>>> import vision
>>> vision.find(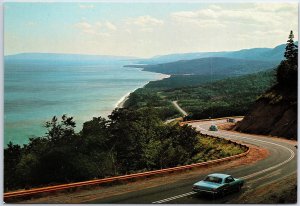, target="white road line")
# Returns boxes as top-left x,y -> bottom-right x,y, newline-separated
247,169 -> 282,185
152,127 -> 295,204
153,192 -> 196,204
200,130 -> 295,180
219,131 -> 295,179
